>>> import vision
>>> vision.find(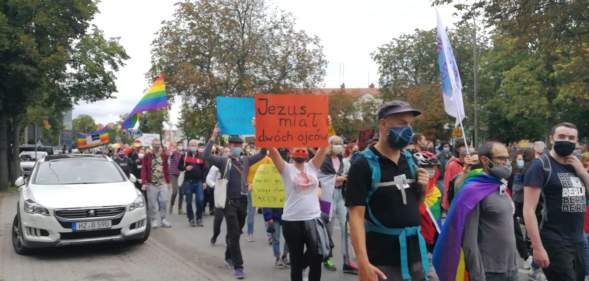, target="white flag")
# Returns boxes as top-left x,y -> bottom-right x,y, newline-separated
436,11 -> 465,123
